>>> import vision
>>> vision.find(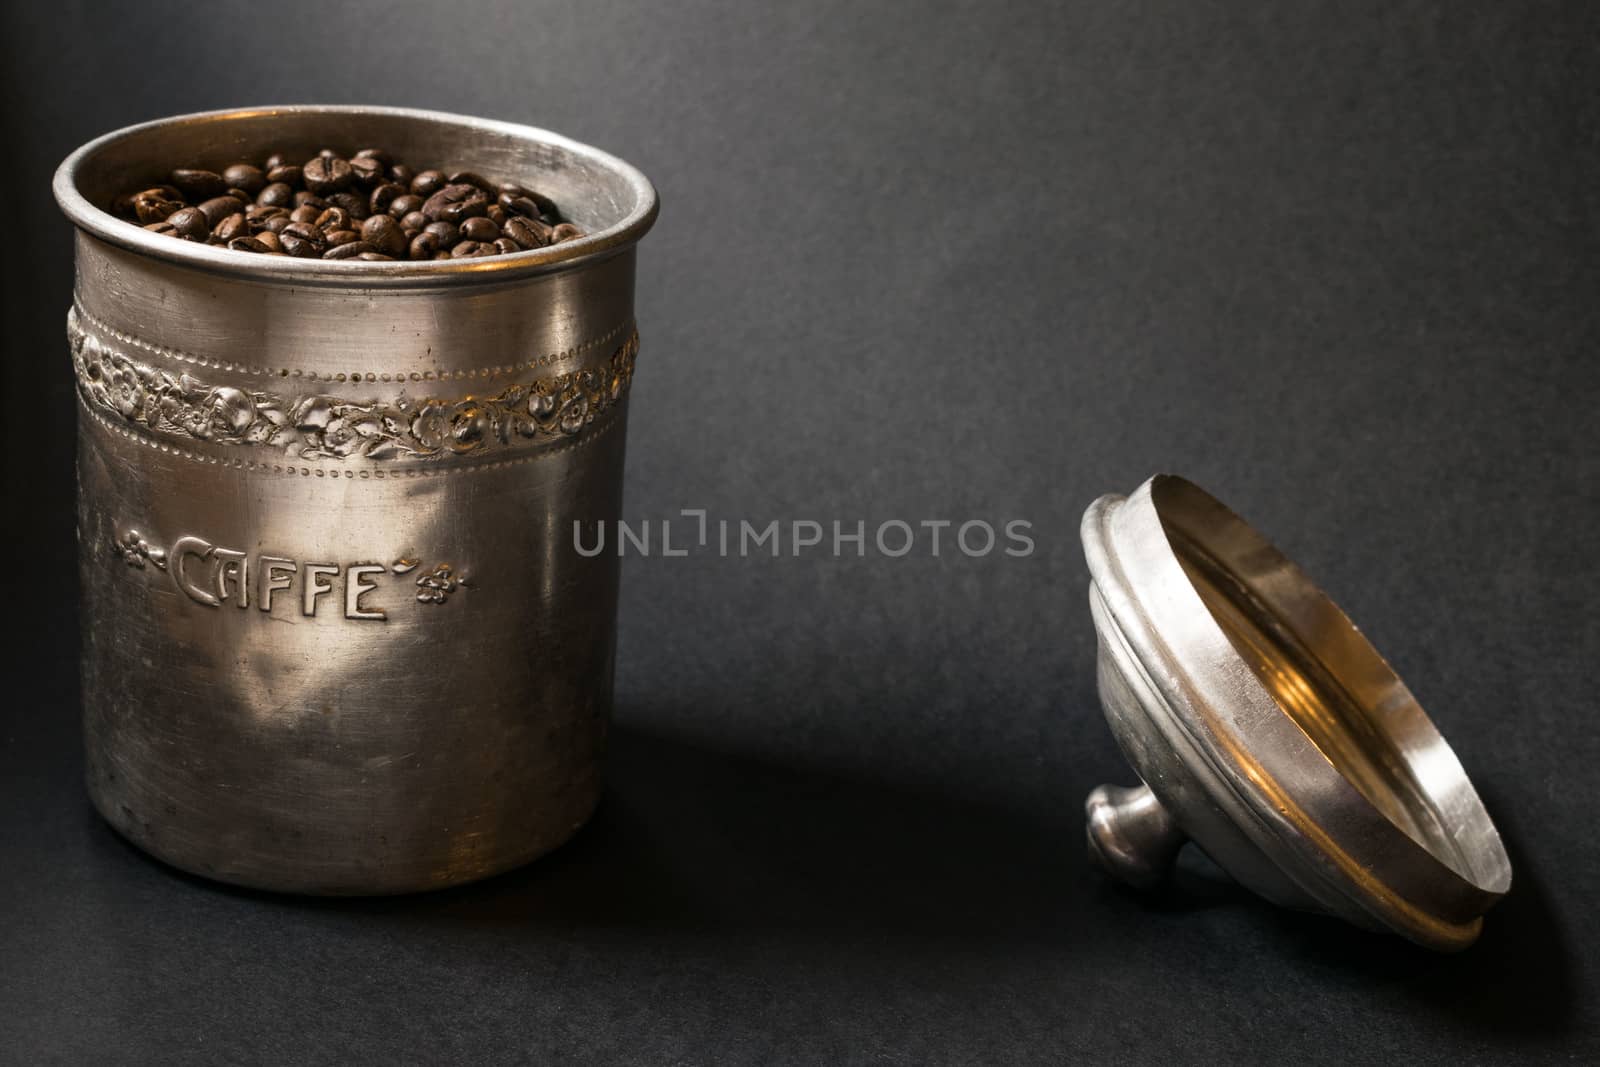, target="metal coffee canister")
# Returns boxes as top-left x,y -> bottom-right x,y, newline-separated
53,106 -> 658,894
